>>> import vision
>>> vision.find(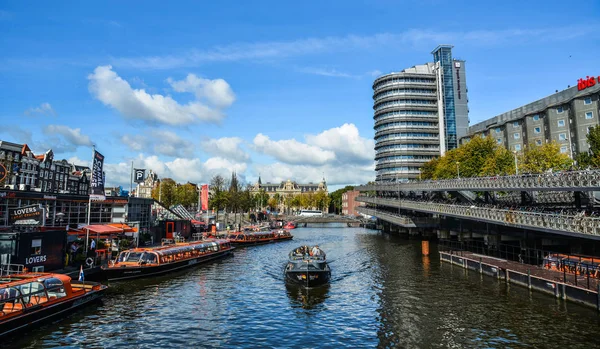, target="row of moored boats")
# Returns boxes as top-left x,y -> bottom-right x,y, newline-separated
0,222 -> 330,338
